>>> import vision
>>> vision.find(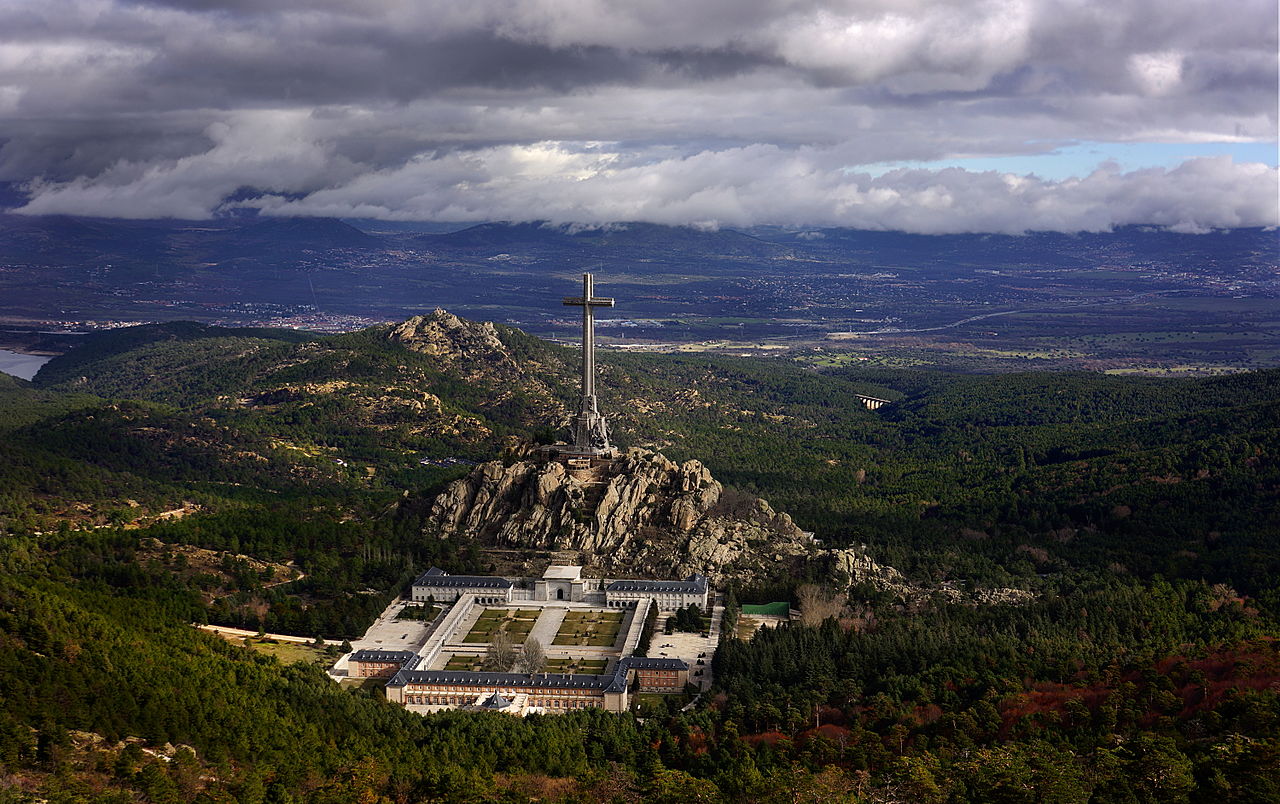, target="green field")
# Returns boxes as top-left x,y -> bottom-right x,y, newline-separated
544,658 -> 609,675
740,602 -> 790,616
443,655 -> 484,671
462,608 -> 540,644
553,610 -> 623,647
238,637 -> 336,666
